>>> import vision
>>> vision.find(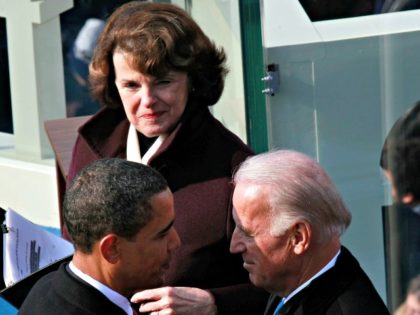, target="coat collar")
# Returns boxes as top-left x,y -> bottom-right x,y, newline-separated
78,104 -> 213,162
264,247 -> 360,315
78,106 -> 129,158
